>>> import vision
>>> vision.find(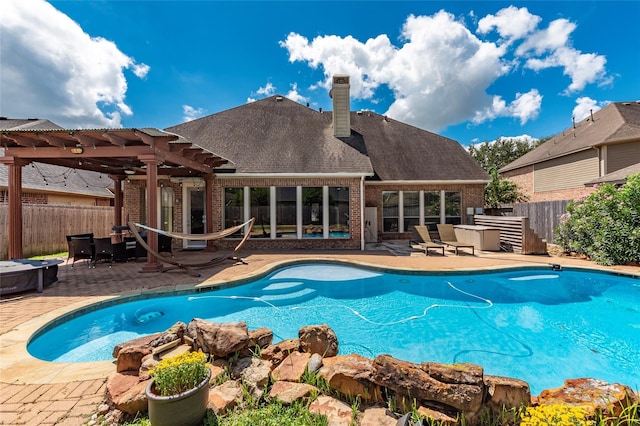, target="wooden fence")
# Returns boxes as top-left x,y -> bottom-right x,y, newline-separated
510,200 -> 571,245
0,204 -> 113,259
